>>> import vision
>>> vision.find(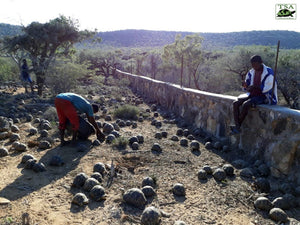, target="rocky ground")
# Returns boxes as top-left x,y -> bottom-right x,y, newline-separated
0,80 -> 299,225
